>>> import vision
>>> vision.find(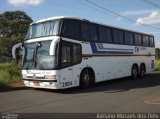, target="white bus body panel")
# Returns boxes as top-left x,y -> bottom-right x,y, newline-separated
21,37 -> 155,89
